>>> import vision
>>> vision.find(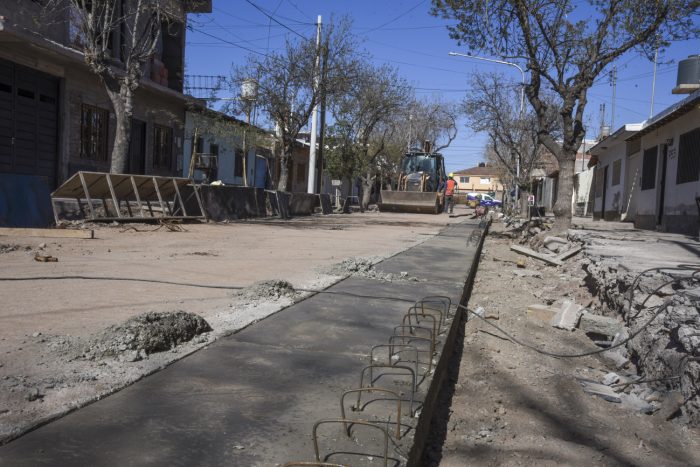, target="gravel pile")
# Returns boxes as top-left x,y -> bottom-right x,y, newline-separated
85,311 -> 212,362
